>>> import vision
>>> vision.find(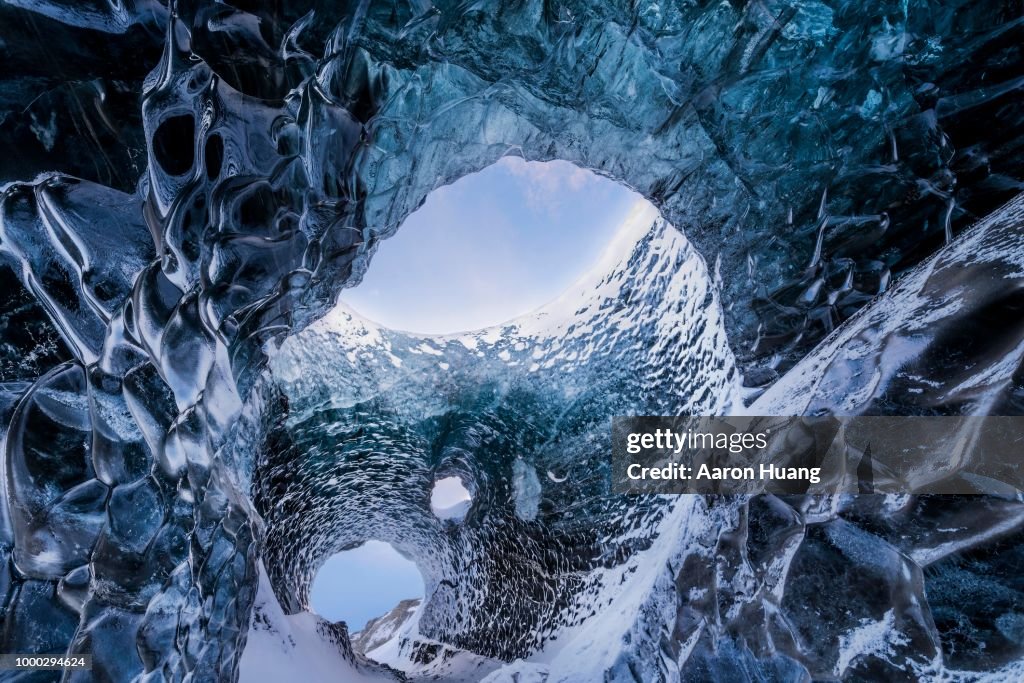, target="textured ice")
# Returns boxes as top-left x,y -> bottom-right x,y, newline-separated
258,208 -> 738,665
0,1 -> 1022,682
